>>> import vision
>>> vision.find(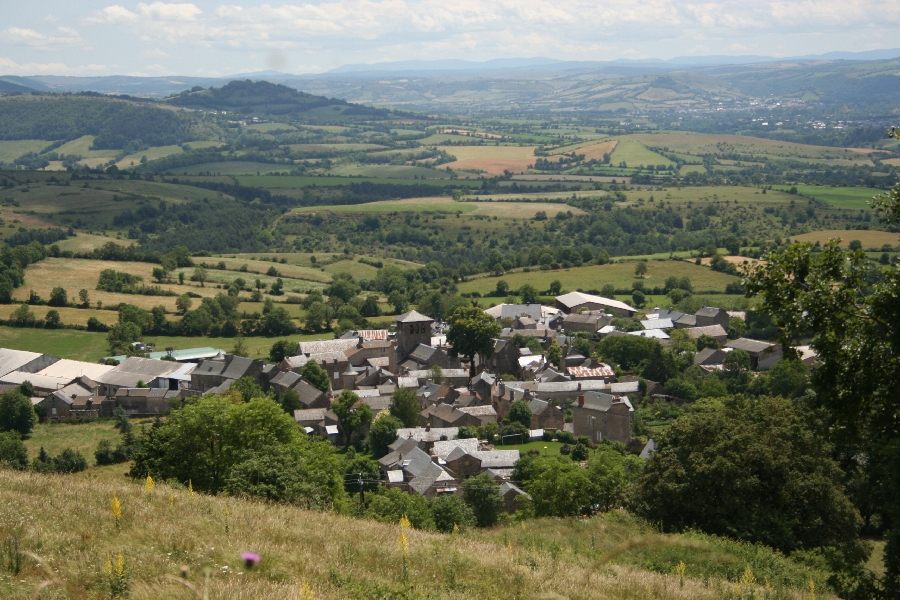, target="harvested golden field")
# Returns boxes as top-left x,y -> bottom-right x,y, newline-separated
446,158 -> 536,175
790,229 -> 900,248
445,146 -> 537,160
0,304 -> 120,327
573,140 -> 618,160
0,469 -> 830,599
